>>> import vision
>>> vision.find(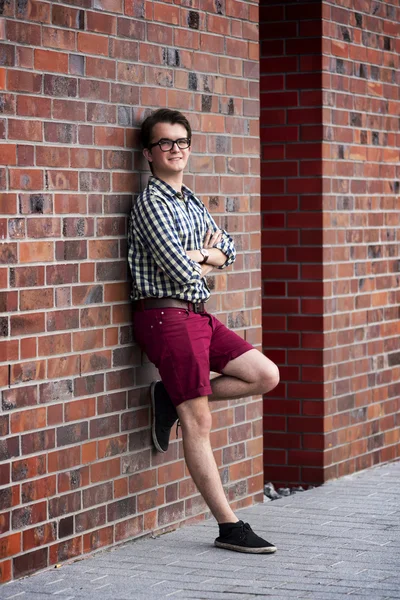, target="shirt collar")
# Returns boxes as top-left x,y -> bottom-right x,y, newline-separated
149,176 -> 195,202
